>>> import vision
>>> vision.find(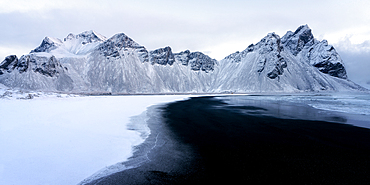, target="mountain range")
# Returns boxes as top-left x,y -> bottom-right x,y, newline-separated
0,25 -> 365,94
